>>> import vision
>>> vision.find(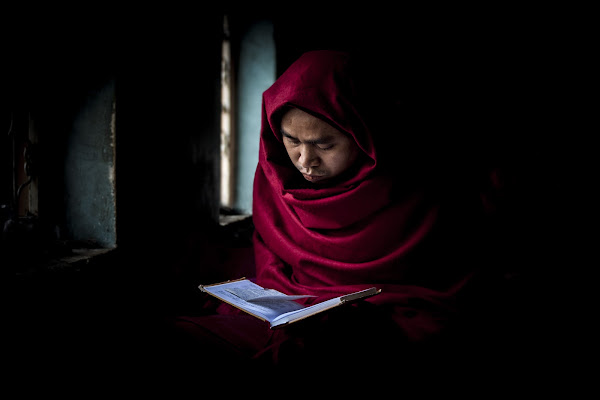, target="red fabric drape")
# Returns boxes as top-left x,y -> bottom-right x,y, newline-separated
252,50 -> 497,341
